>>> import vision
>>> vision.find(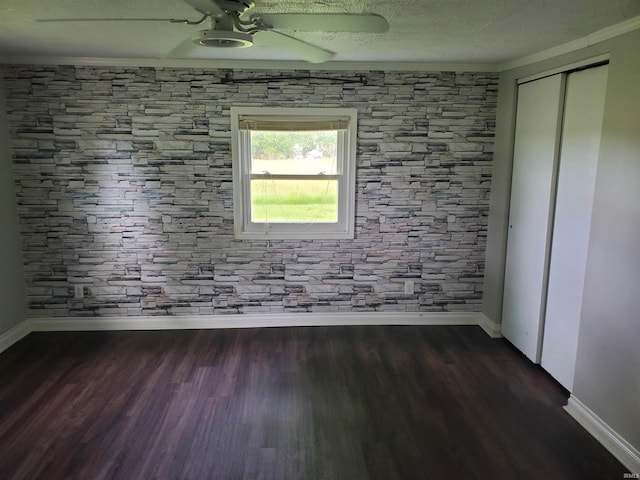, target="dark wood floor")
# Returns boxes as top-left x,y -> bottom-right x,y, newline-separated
0,325 -> 627,480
